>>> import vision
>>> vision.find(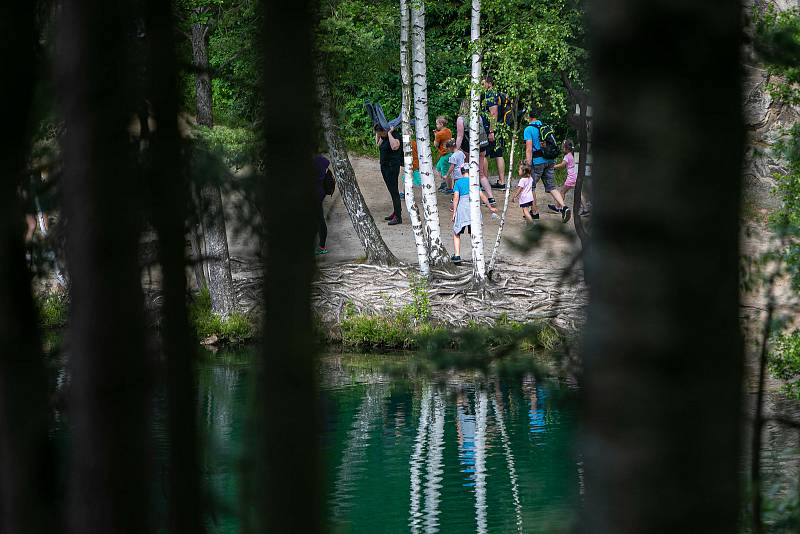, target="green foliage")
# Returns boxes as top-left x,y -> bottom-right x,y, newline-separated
768,330 -> 800,399
190,288 -> 255,344
193,124 -> 259,169
36,292 -> 68,329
